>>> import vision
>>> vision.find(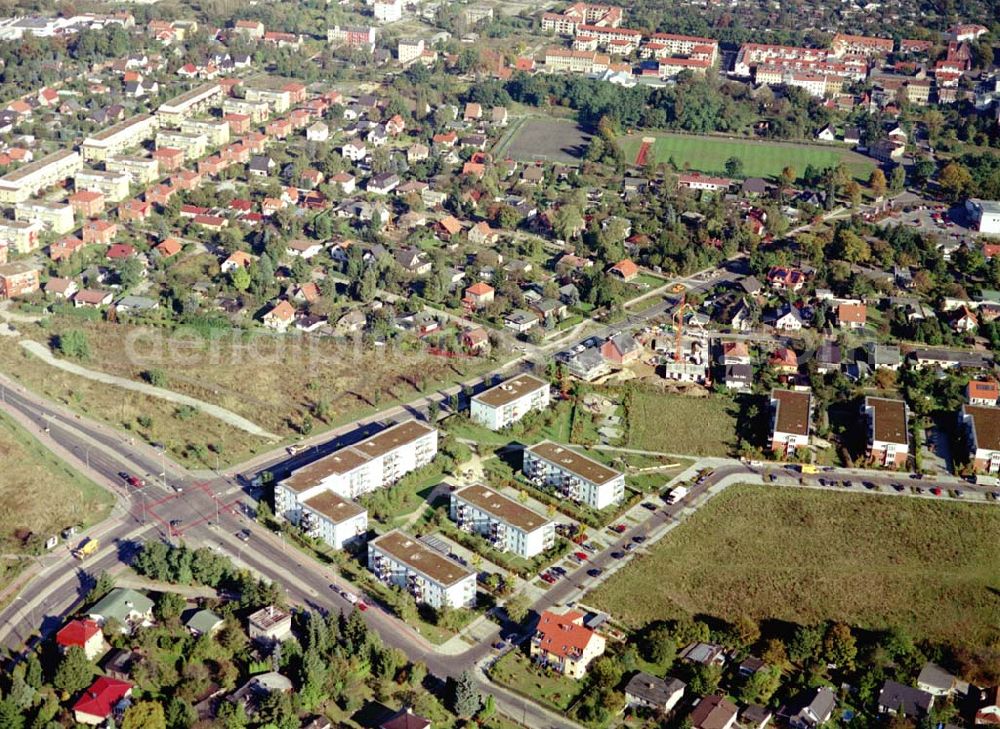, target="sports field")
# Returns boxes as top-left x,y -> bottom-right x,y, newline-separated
621,132 -> 875,181
588,485 -> 1000,643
